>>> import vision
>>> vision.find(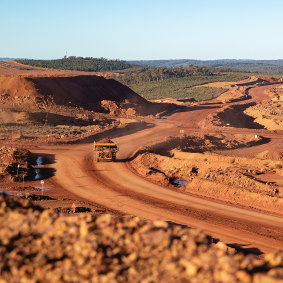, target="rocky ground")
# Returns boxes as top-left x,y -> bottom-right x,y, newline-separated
0,146 -> 36,182
130,134 -> 283,214
0,194 -> 283,283
244,86 -> 283,131
0,106 -> 146,147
